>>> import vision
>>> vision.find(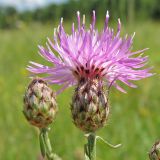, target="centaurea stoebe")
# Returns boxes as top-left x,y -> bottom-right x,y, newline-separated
27,11 -> 153,160
28,10 -> 152,131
